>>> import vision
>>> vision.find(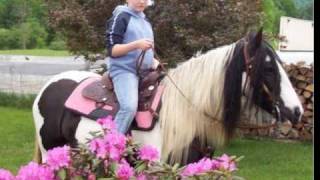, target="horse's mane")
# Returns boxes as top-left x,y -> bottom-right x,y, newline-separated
159,43 -> 239,163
